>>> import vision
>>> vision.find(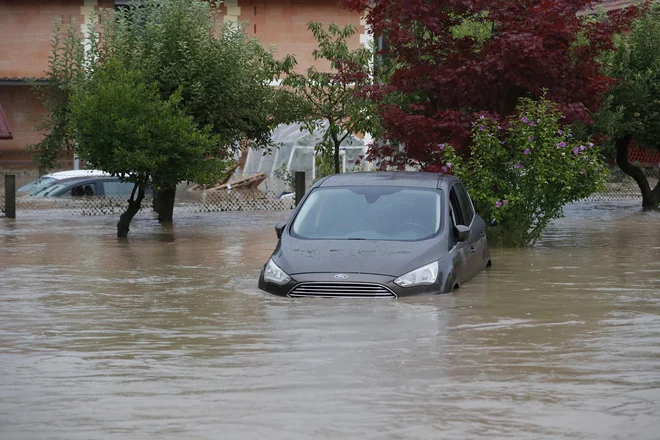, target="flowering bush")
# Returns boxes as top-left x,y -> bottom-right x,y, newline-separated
443,98 -> 608,247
